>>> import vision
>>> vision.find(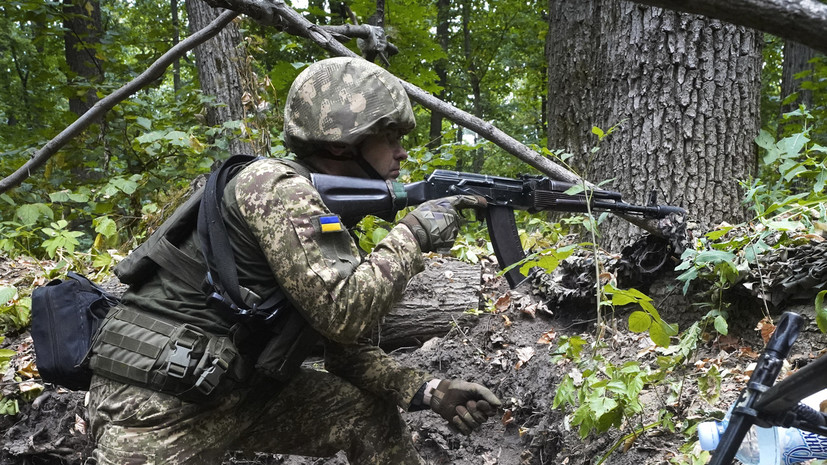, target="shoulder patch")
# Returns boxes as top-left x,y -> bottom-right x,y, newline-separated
317,214 -> 344,233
